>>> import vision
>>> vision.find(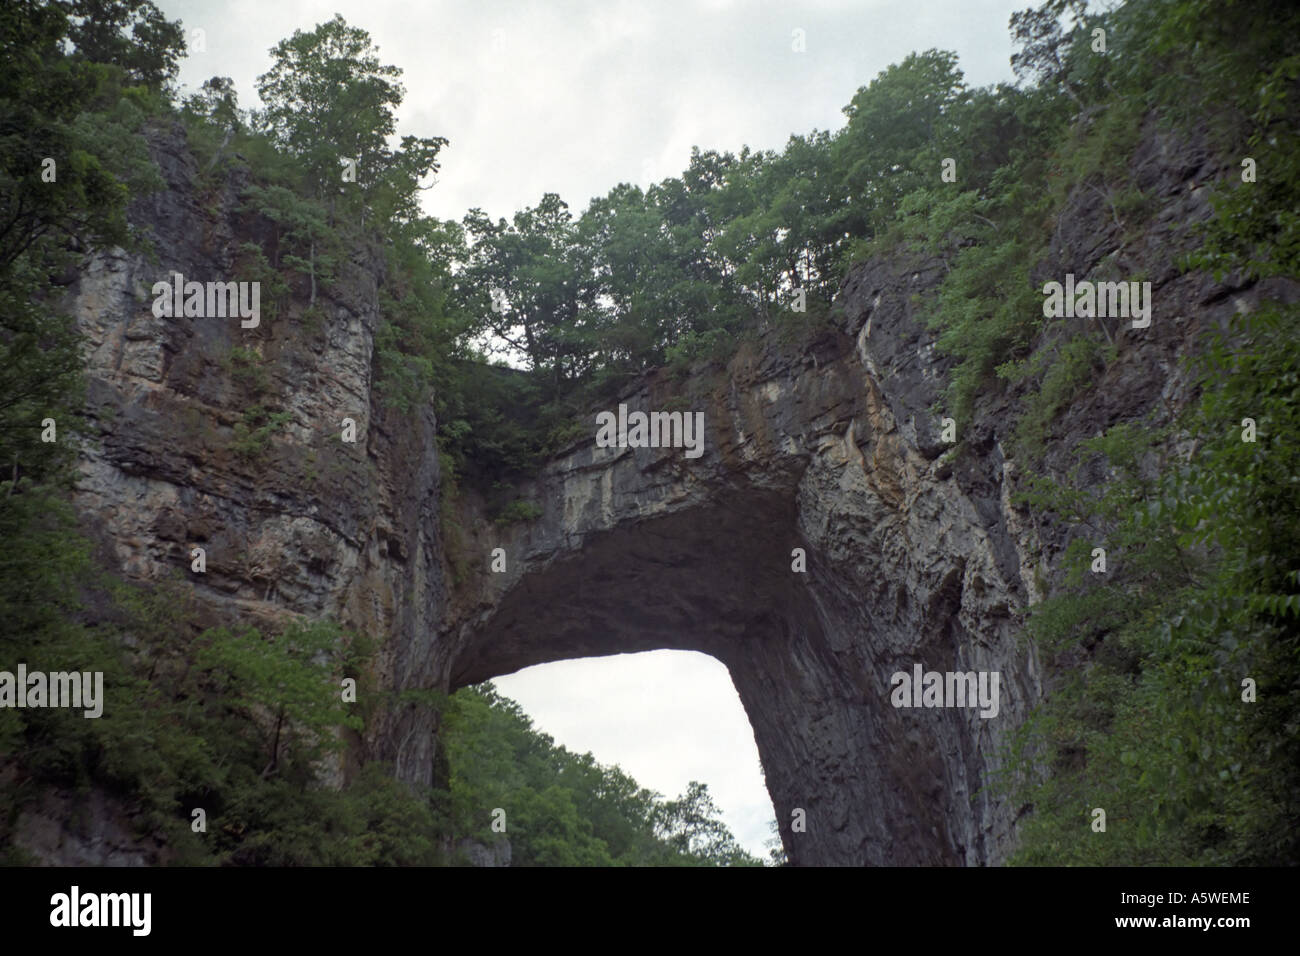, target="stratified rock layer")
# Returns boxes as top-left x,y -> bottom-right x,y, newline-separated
32,116 -> 1291,865
65,125 -> 448,792
444,285 -> 1039,865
